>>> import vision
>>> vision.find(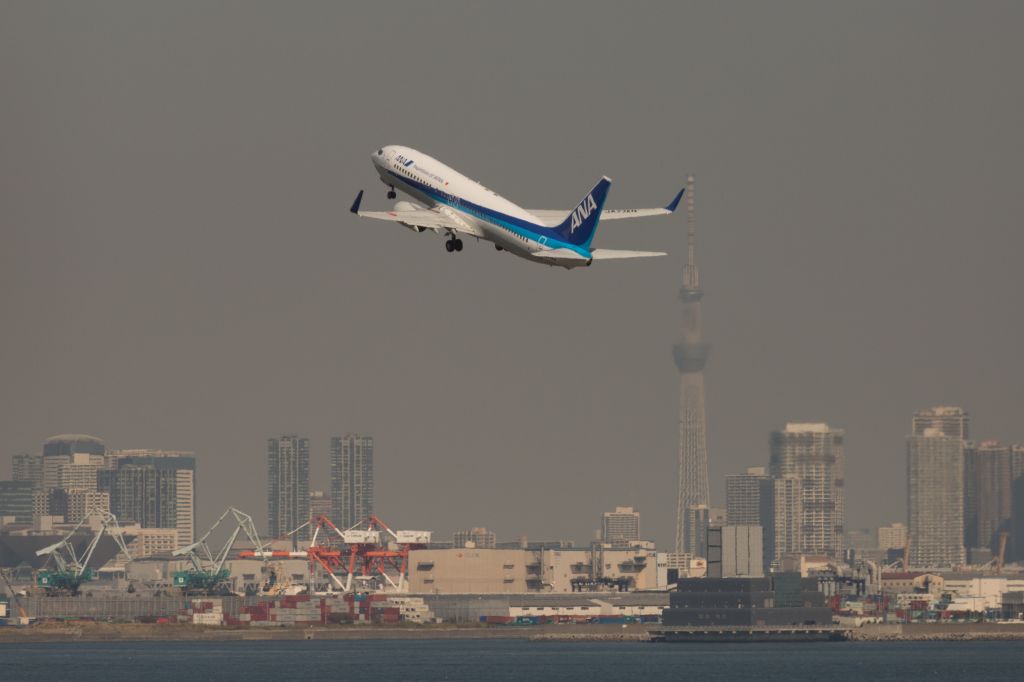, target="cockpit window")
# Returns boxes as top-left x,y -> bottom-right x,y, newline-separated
377,148 -> 384,156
